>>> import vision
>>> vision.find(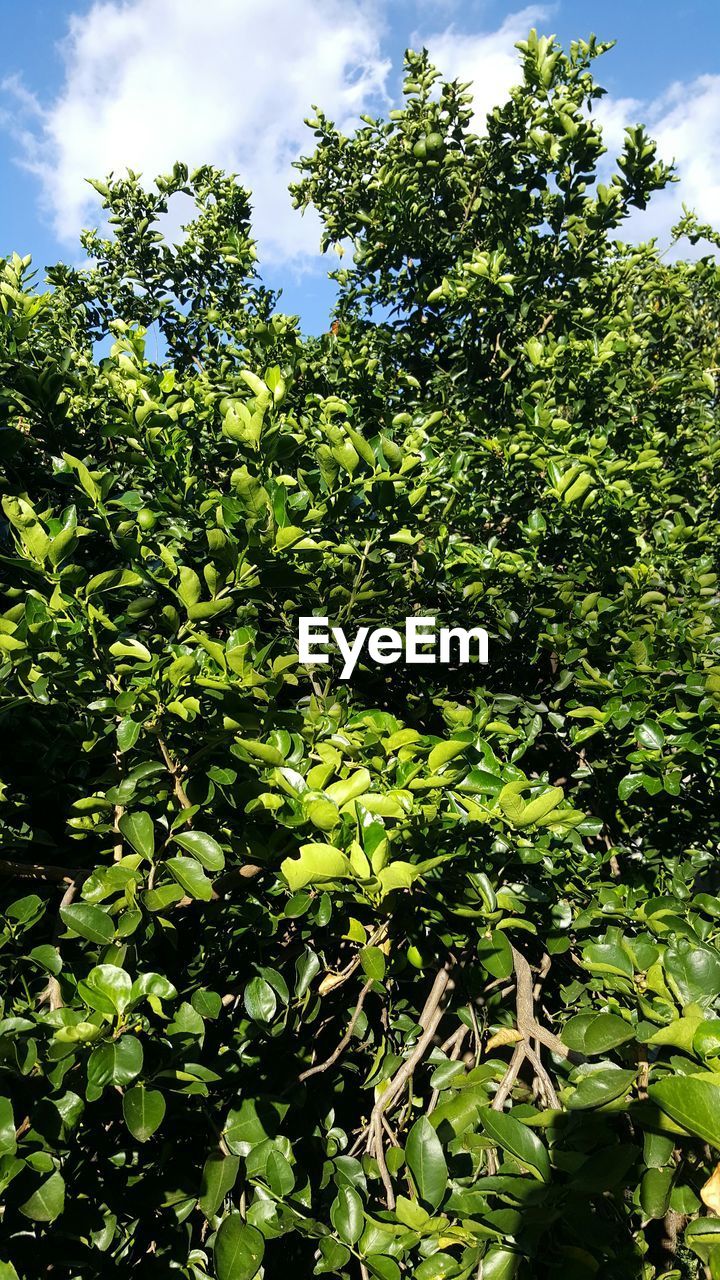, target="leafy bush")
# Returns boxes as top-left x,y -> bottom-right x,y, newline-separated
1,29 -> 720,1280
